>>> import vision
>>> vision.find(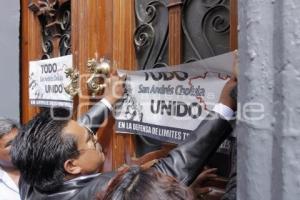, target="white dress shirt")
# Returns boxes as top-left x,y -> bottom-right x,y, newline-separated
213,103 -> 236,138
0,168 -> 20,200
101,98 -> 113,111
213,103 -> 235,121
